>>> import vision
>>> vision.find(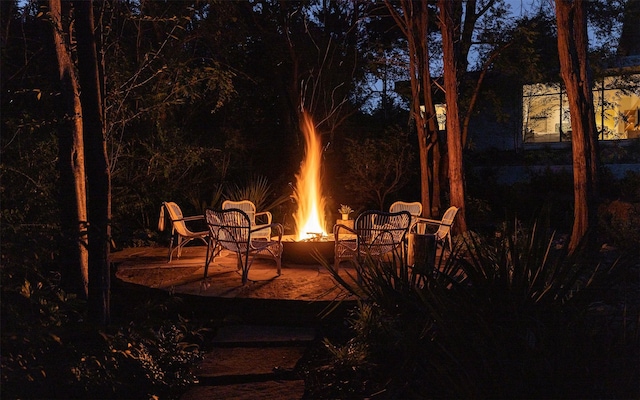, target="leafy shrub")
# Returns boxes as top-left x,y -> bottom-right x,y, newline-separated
598,199 -> 640,256
341,125 -> 415,210
1,261 -> 206,399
